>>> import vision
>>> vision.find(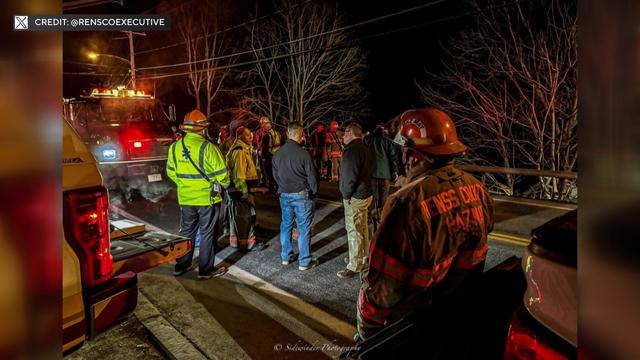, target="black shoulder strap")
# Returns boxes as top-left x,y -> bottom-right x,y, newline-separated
181,136 -> 210,182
